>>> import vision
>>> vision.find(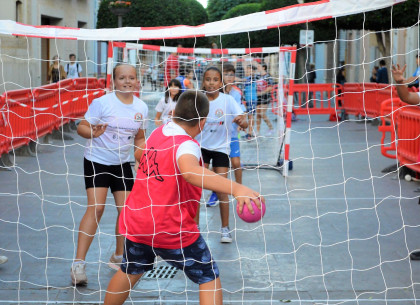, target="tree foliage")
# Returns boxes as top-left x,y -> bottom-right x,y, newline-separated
96,0 -> 208,46
219,0 -> 302,48
206,0 -> 259,22
303,0 -> 419,43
